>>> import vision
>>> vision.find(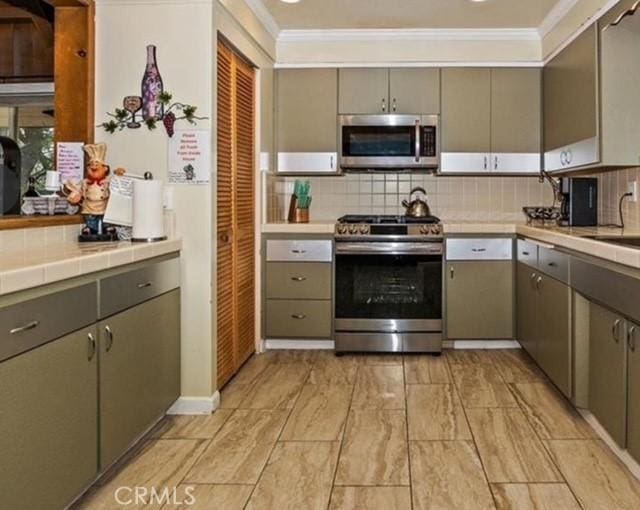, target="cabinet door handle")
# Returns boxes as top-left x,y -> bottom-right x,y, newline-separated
392,98 -> 397,112
483,155 -> 488,170
330,155 -> 334,169
494,155 -> 498,170
548,262 -> 558,267
471,248 -> 487,253
291,276 -> 307,282
612,319 -> 622,343
291,249 -> 306,254
450,266 -> 455,279
291,314 -> 306,320
9,320 -> 40,335
628,326 -> 637,352
87,333 -> 96,361
137,282 -> 153,289
381,98 -> 386,112
105,325 -> 114,352
522,251 -> 530,256
535,276 -> 543,290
